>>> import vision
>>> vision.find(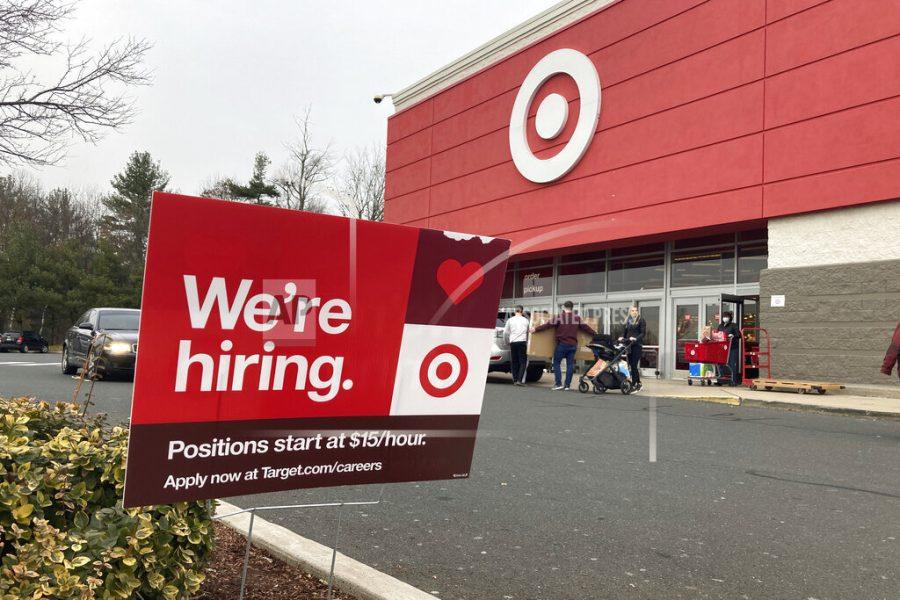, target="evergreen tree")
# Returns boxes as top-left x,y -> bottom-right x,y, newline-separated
101,151 -> 170,270
225,152 -> 279,204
